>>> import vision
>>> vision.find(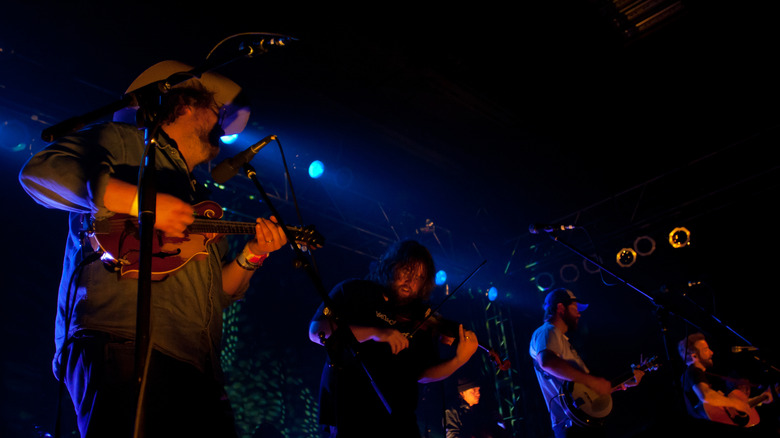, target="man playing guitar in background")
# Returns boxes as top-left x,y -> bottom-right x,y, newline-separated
679,332 -> 775,435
